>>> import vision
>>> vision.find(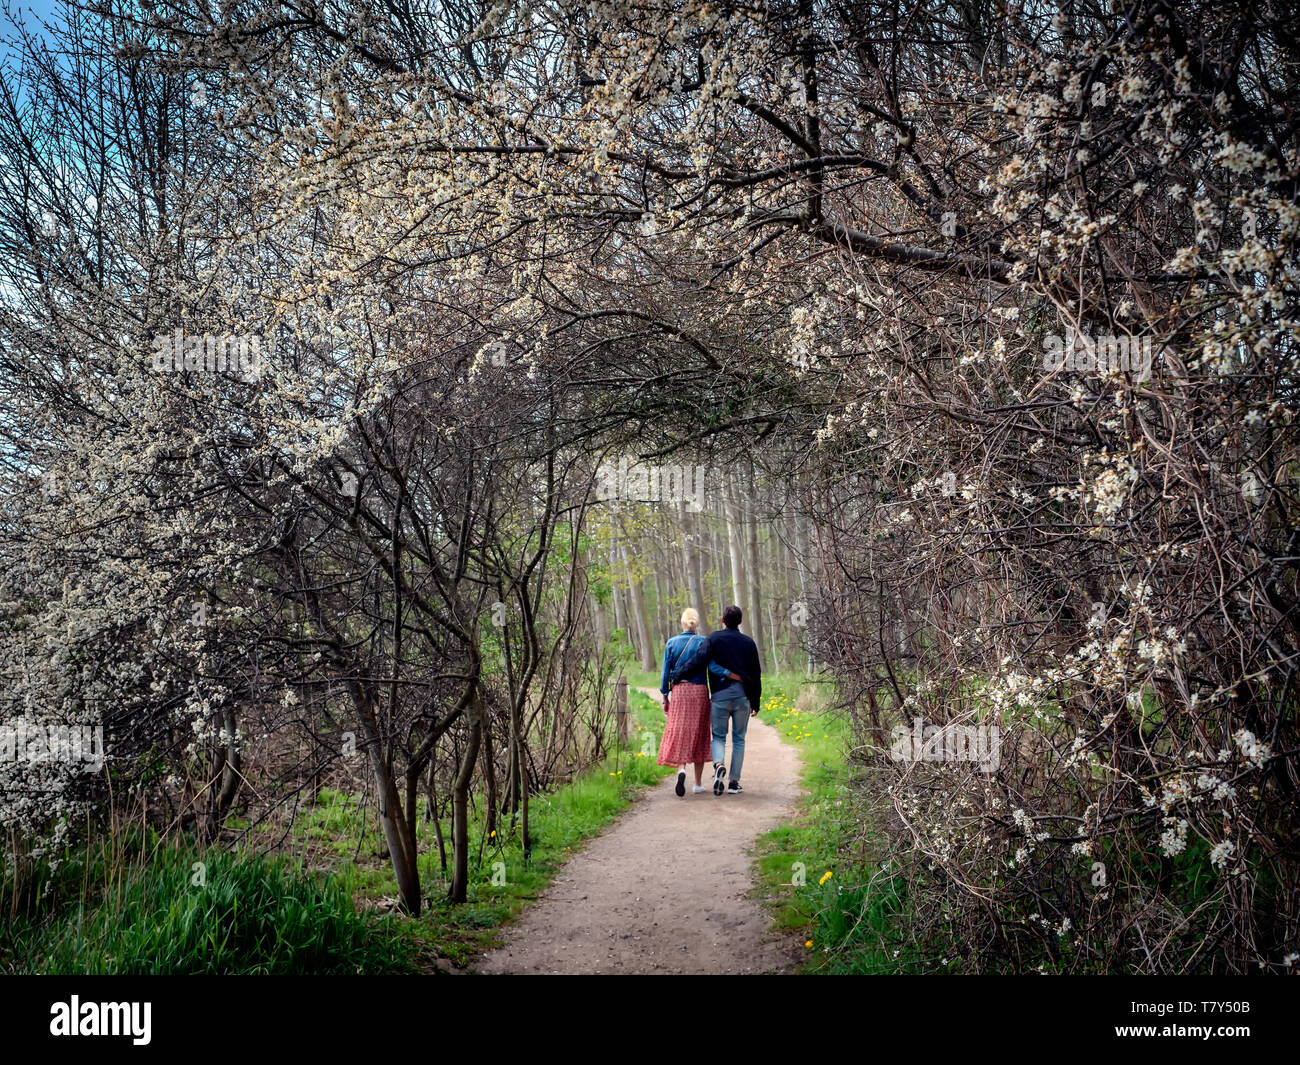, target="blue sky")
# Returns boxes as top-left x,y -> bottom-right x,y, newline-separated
6,1 -> 63,27
1,1 -> 67,69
